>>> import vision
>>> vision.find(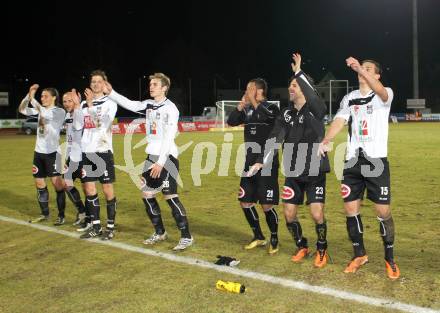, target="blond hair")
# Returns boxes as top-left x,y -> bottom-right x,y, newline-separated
90,69 -> 108,81
149,73 -> 171,95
